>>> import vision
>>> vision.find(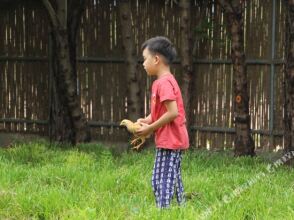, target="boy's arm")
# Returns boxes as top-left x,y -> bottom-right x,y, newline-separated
136,100 -> 178,136
149,100 -> 178,132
